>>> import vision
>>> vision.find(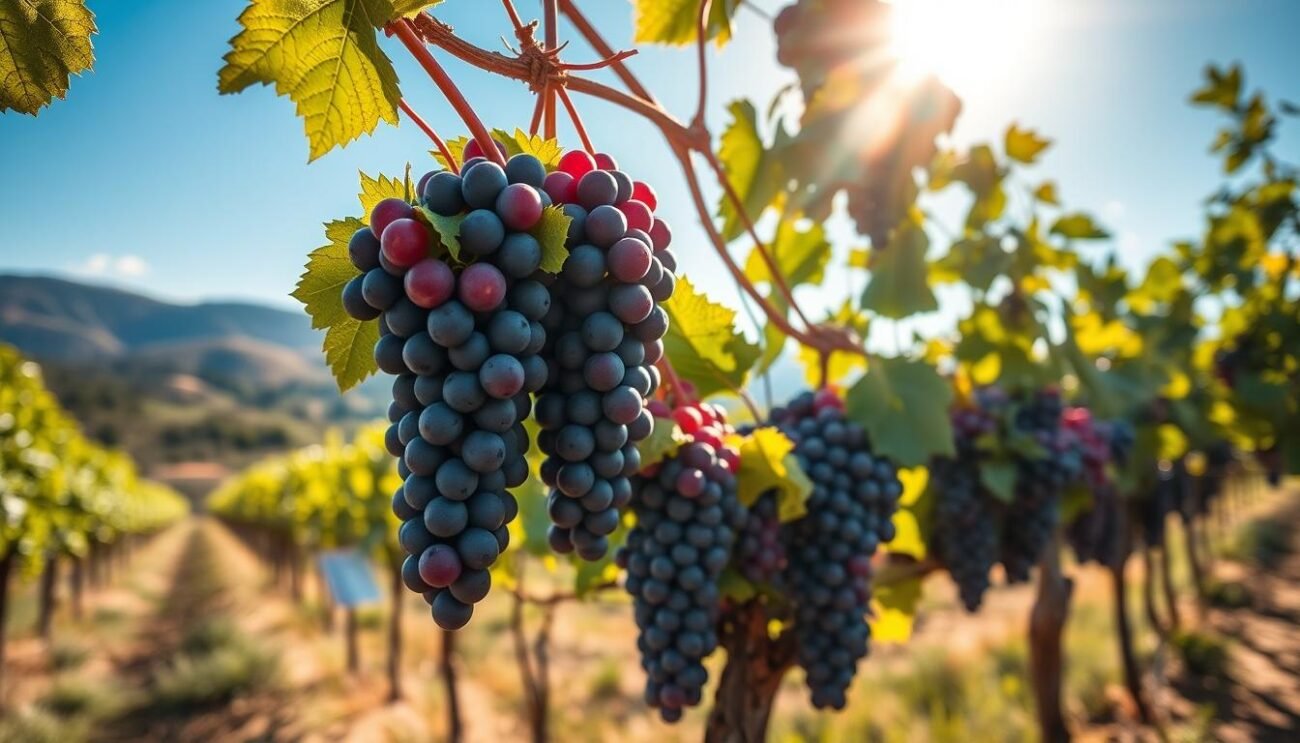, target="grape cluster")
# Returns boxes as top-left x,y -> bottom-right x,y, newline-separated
928,398 -> 1002,612
1000,388 -> 1082,583
534,149 -> 677,560
734,492 -> 786,585
773,389 -> 901,710
619,401 -> 744,722
343,144 -> 562,629
1062,411 -> 1130,566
